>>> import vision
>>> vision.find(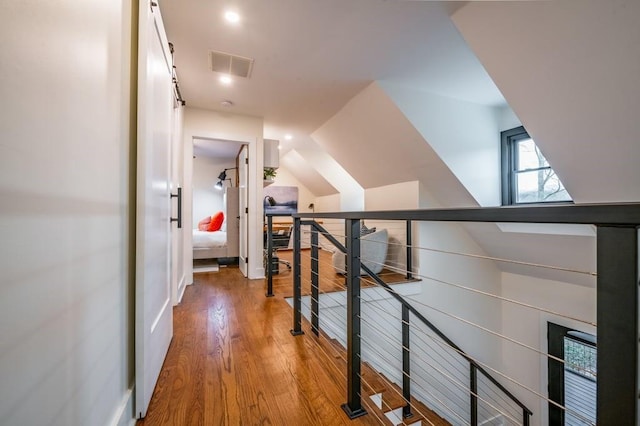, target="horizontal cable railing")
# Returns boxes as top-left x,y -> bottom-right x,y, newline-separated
264,203 -> 640,426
